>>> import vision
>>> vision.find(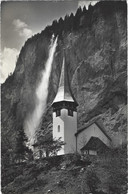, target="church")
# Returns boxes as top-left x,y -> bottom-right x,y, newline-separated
52,58 -> 112,156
